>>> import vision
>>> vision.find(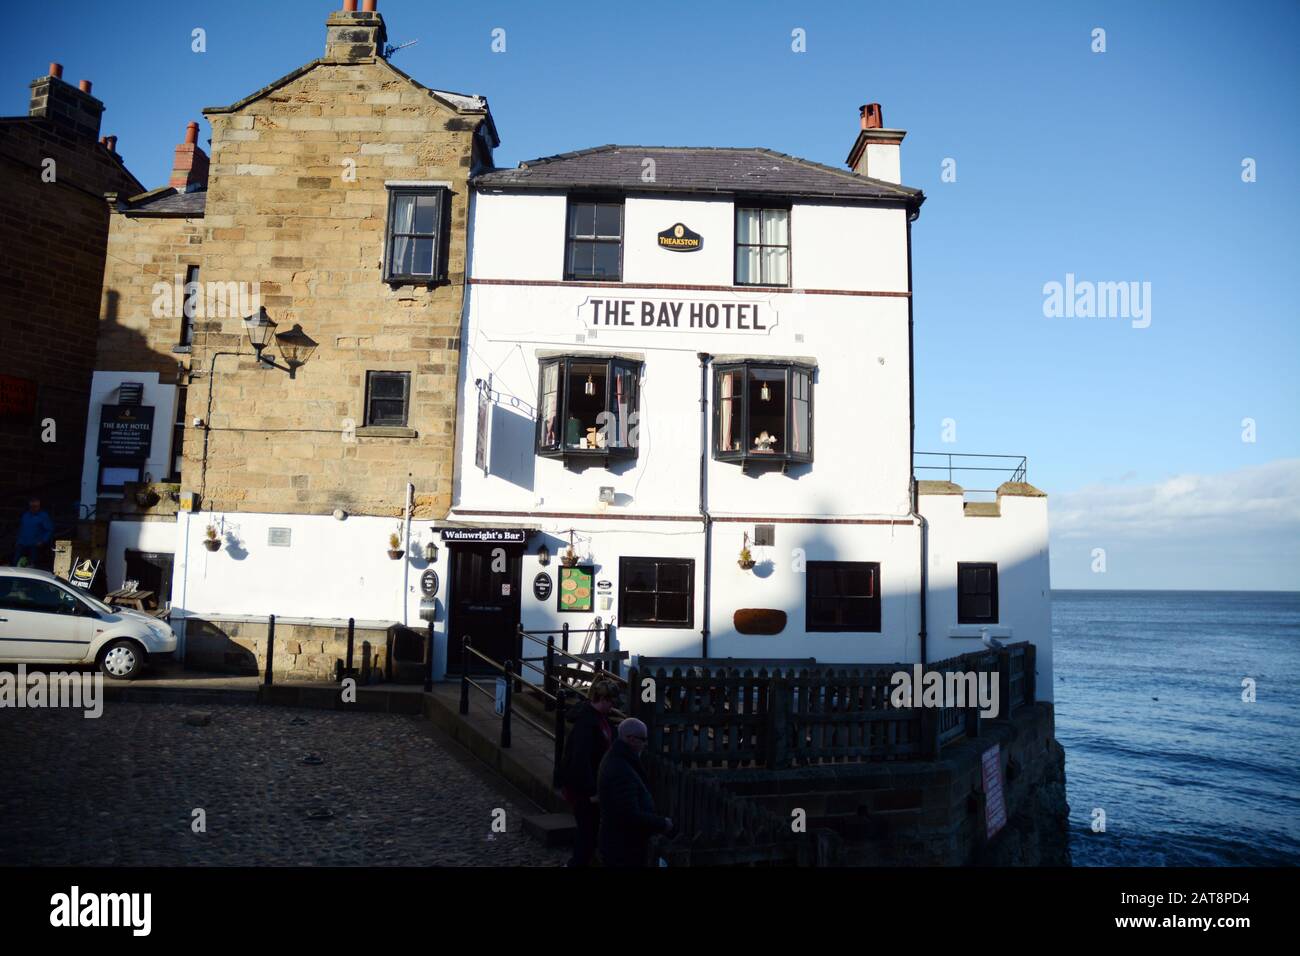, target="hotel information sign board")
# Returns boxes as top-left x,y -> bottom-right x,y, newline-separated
981,744 -> 1008,840
97,404 -> 154,460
